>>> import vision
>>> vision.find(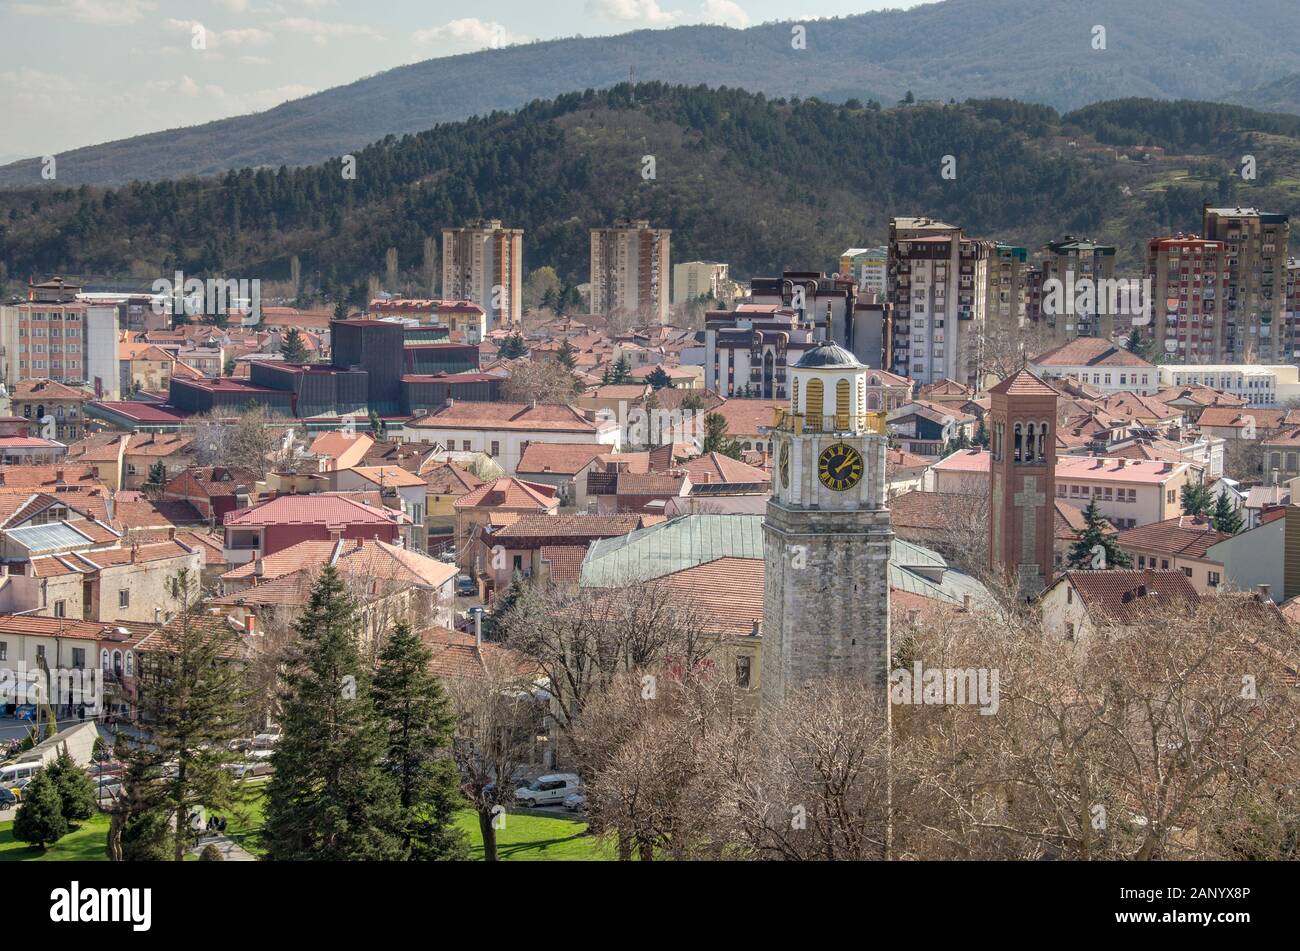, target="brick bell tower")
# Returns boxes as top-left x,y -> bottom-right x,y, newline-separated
761,341 -> 893,708
988,369 -> 1059,596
